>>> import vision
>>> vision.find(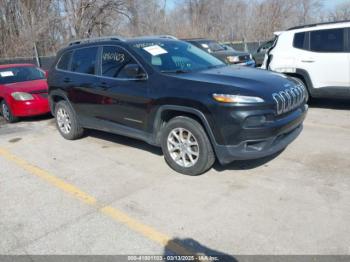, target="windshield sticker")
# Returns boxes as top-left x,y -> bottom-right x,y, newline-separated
143,45 -> 168,56
0,71 -> 14,77
134,42 -> 165,49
